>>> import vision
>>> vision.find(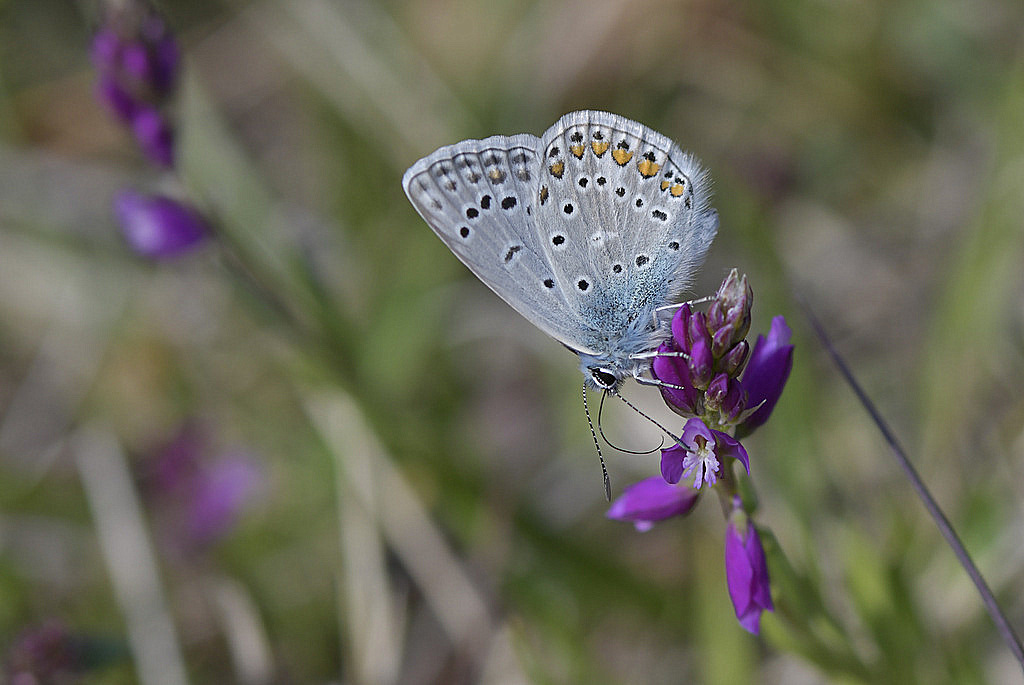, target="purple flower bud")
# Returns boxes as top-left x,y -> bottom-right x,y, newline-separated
711,325 -> 733,359
653,343 -> 700,416
131,106 -> 175,167
95,75 -> 137,122
725,506 -> 773,634
121,41 -> 153,83
704,373 -> 730,413
151,35 -> 180,93
671,303 -> 692,351
115,190 -> 208,259
90,28 -> 121,72
606,476 -> 700,531
720,339 -> 749,378
721,378 -> 748,423
687,336 -> 713,389
687,310 -> 710,351
716,269 -> 753,344
706,299 -> 725,332
736,316 -> 794,438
